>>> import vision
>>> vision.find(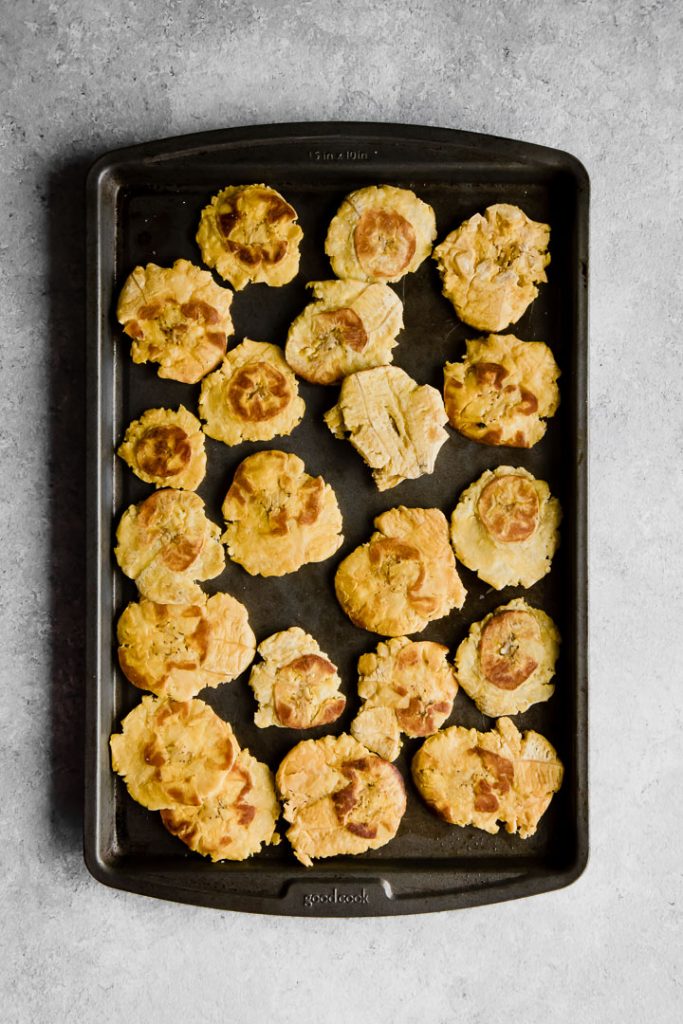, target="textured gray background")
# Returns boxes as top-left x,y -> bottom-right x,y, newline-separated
1,0 -> 681,1021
